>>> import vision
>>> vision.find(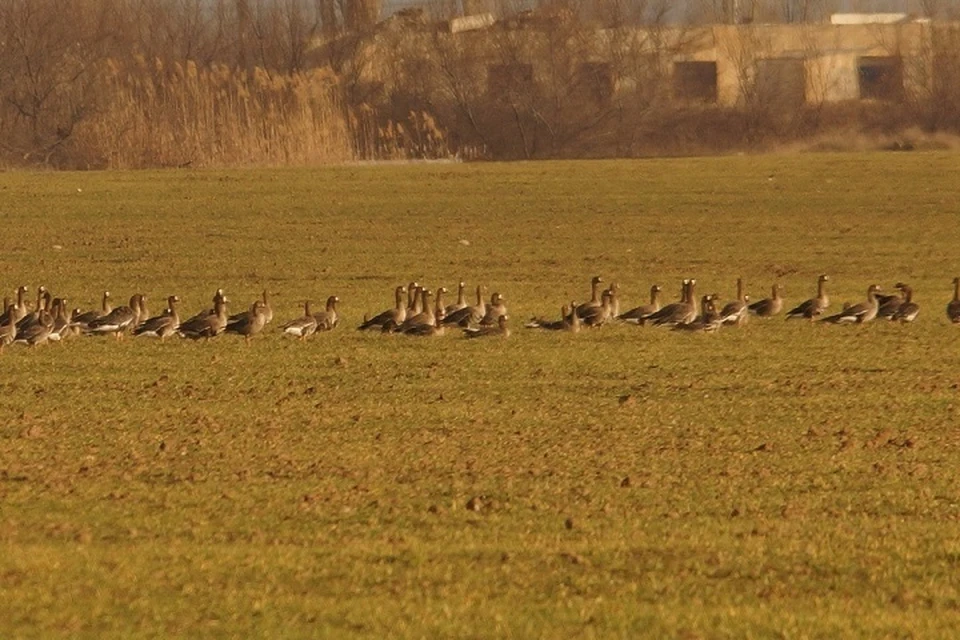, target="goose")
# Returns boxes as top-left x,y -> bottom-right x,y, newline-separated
404,322 -> 446,337
179,296 -> 229,340
15,286 -> 50,332
606,282 -> 621,319
821,284 -> 881,324
525,305 -> 570,330
85,294 -> 143,339
442,285 -> 486,327
719,278 -> 749,326
433,287 -> 448,324
618,285 -> 662,325
73,290 -> 112,329
464,314 -> 510,339
260,290 -> 274,325
650,279 -> 697,327
892,283 -> 919,323
48,298 -> 74,342
581,289 -> 613,327
9,286 -> 29,324
748,283 -> 783,318
14,310 -> 53,346
0,302 -> 17,348
445,281 -> 467,315
398,289 -> 435,332
786,274 -> 830,320
134,296 -> 181,340
359,286 -> 407,330
405,282 -> 422,319
567,301 -> 582,333
282,301 -> 318,341
948,277 -> 960,324
313,295 -> 341,331
674,295 -> 722,332
876,288 -> 904,320
480,292 -> 507,326
225,300 -> 268,342
575,276 -> 603,318
183,288 -> 225,325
